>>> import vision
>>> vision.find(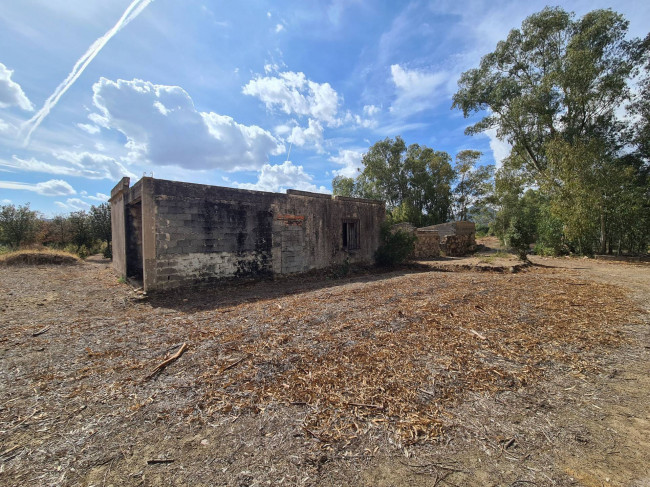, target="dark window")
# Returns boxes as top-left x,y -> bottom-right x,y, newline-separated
342,219 -> 360,250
